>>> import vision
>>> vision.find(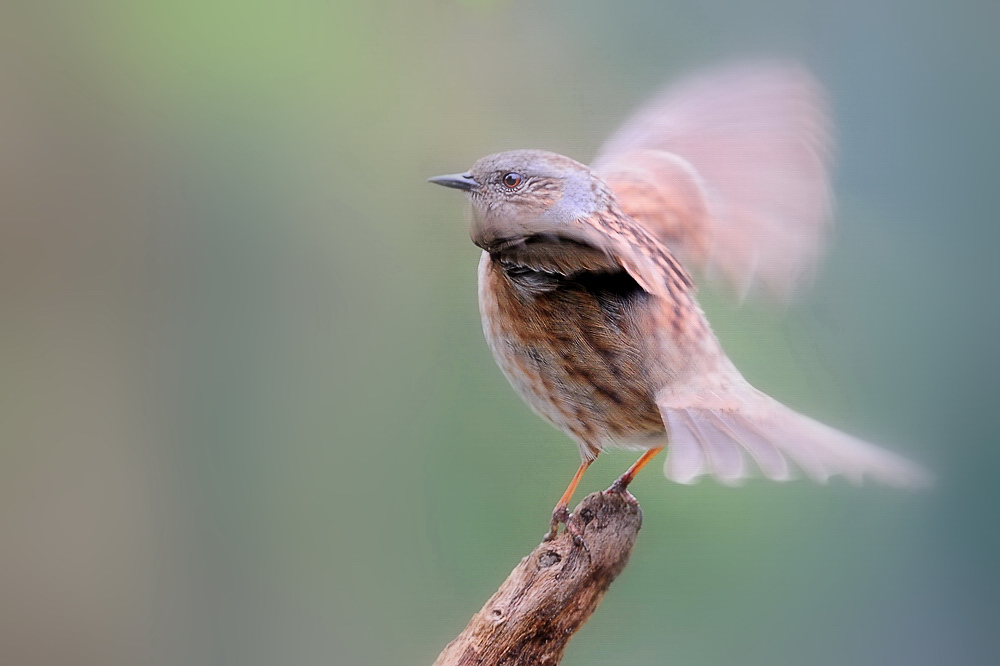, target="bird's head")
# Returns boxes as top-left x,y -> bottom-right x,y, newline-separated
429,149 -> 608,253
